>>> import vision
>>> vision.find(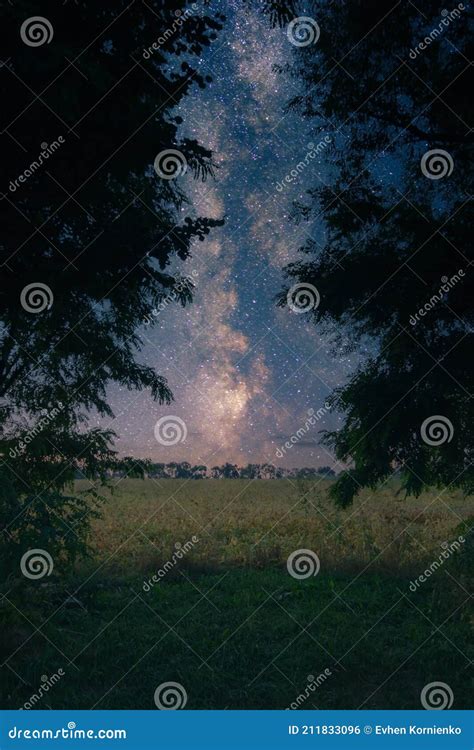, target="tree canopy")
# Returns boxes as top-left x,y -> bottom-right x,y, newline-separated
274,0 -> 473,504
0,0 -> 224,572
